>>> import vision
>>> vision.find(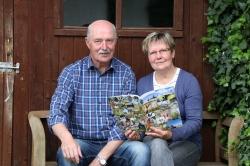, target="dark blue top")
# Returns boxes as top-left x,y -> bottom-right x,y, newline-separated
137,69 -> 203,150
